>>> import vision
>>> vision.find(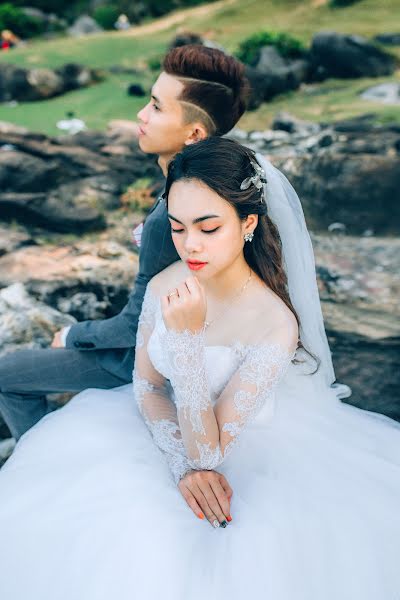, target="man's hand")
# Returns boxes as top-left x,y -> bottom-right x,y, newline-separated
51,329 -> 65,349
178,470 -> 233,528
